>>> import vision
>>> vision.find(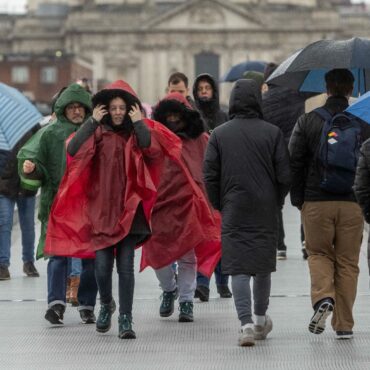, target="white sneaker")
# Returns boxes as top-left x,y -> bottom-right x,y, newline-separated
238,324 -> 255,347
254,315 -> 273,340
